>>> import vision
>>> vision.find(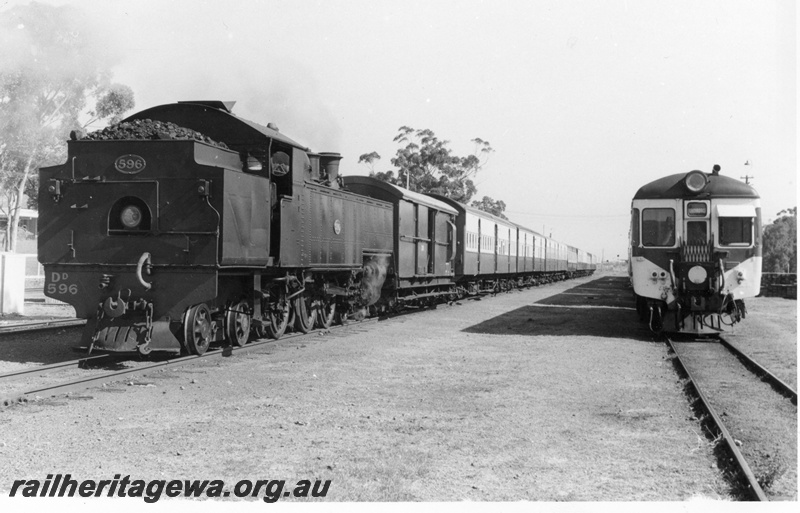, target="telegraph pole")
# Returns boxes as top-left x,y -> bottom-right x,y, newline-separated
741,160 -> 754,184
